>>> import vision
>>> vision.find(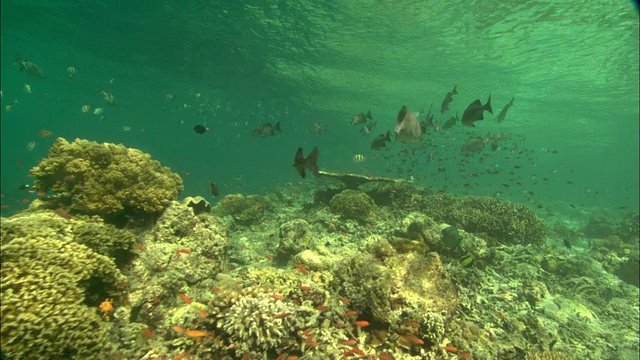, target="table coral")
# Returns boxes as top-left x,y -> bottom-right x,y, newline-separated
29,137 -> 183,218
